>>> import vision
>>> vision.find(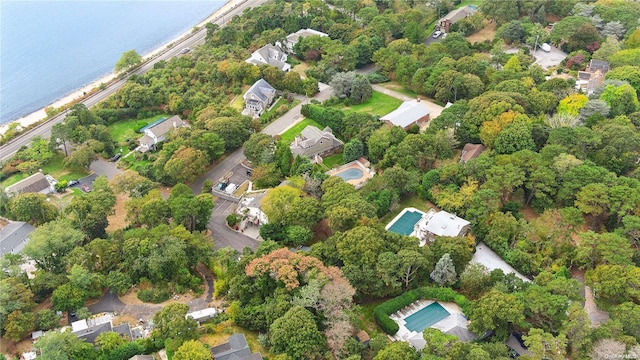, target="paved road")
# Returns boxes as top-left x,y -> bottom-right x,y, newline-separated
0,0 -> 268,162
210,199 -> 260,252
89,158 -> 123,180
